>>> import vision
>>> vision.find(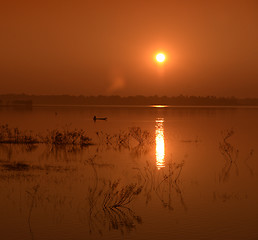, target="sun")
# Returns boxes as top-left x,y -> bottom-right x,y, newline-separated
156,53 -> 166,63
